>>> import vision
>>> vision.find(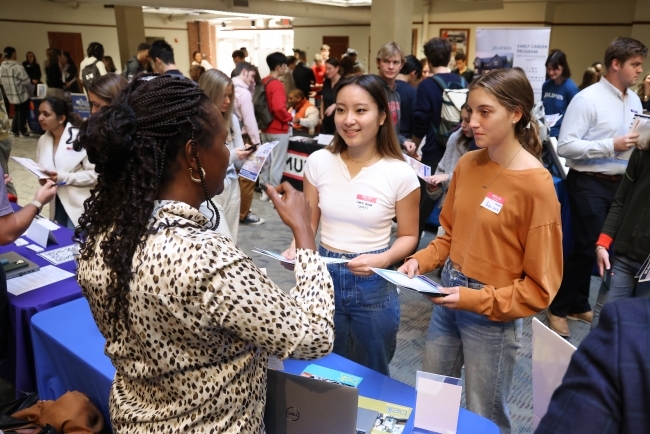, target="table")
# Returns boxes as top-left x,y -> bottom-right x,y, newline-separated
31,297 -> 498,433
281,138 -> 325,191
1,205 -> 82,394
